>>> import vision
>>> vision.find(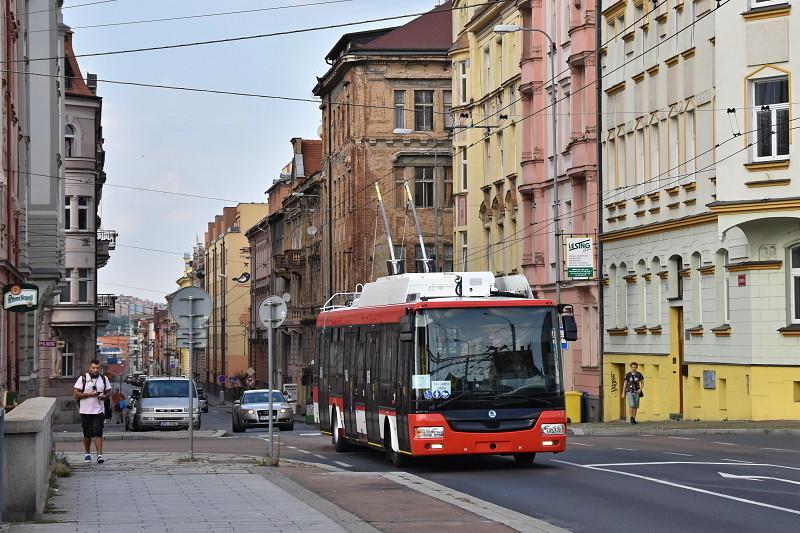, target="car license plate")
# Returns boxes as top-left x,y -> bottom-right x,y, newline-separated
159,421 -> 180,427
259,416 -> 269,421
